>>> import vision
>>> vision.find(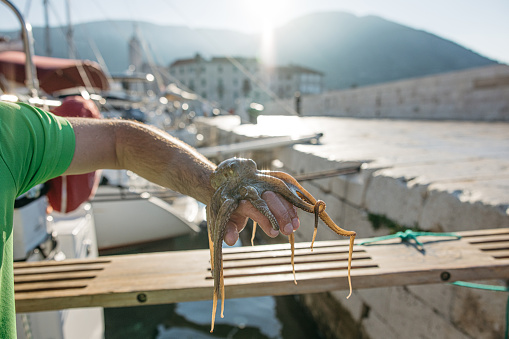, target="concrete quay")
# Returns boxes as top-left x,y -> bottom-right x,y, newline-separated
196,114 -> 509,339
